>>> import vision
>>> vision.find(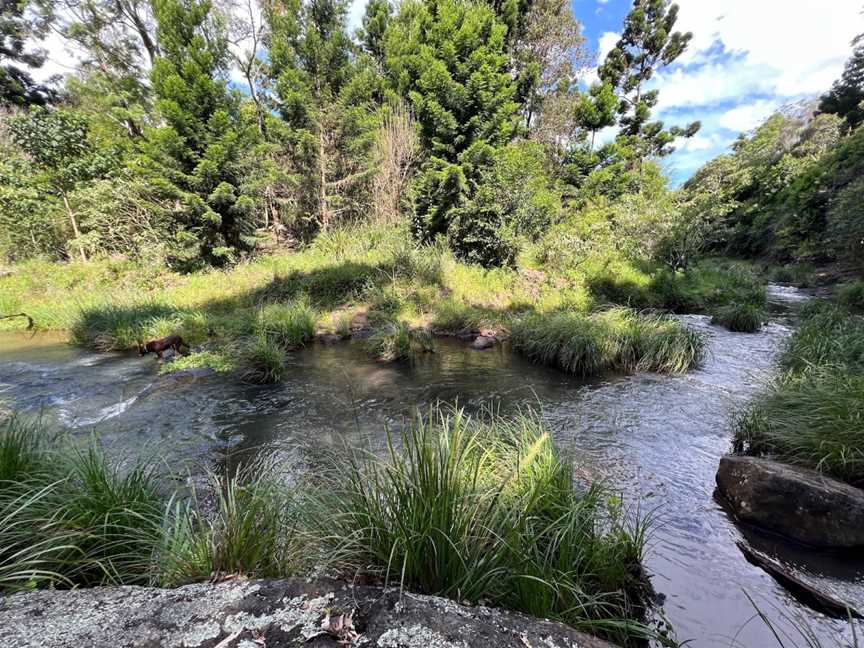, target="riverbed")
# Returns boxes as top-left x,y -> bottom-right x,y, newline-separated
0,287 -> 861,646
